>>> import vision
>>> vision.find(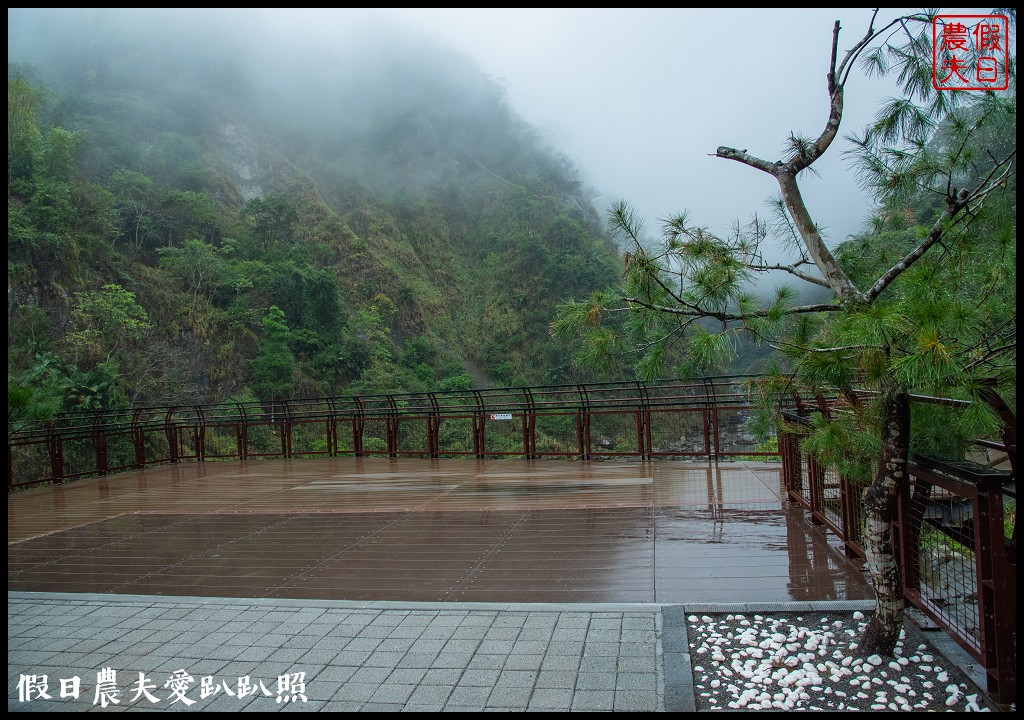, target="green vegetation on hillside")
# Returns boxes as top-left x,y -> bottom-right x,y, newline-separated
8,12 -> 622,420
